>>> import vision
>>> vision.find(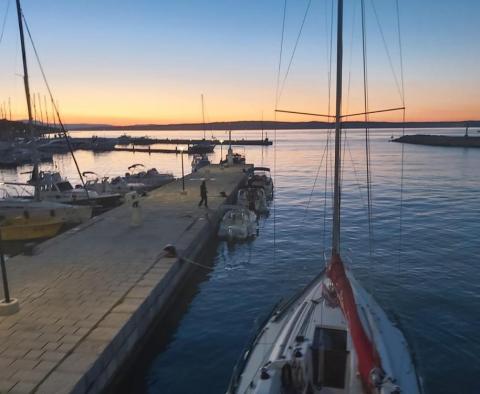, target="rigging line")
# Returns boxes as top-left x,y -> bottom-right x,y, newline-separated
327,0 -> 334,117
21,13 -> 88,194
322,131 -> 330,257
277,0 -> 312,101
301,129 -> 331,226
361,0 -> 374,263
370,0 -> 403,102
346,136 -> 366,210
275,0 -> 288,107
344,0 -> 358,121
396,0 -> 406,268
273,0 -> 288,264
0,0 -> 10,47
